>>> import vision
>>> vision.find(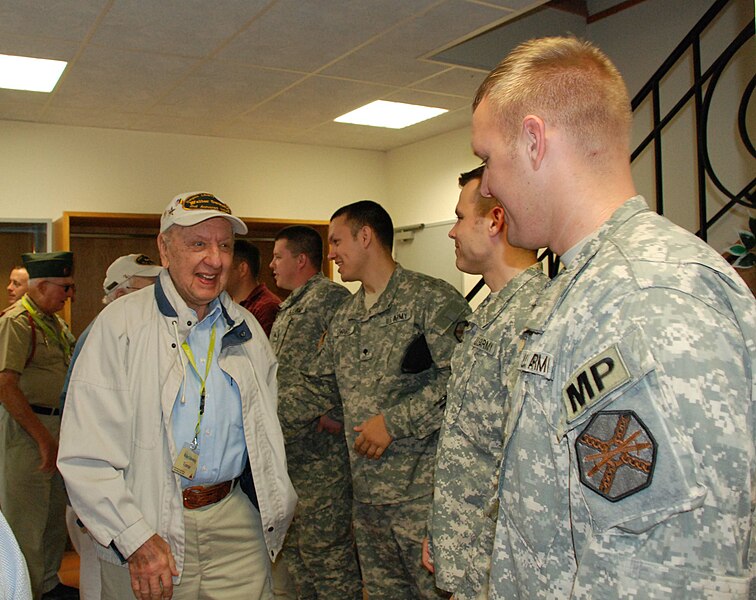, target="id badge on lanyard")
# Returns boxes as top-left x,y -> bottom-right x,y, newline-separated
172,327 -> 216,480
